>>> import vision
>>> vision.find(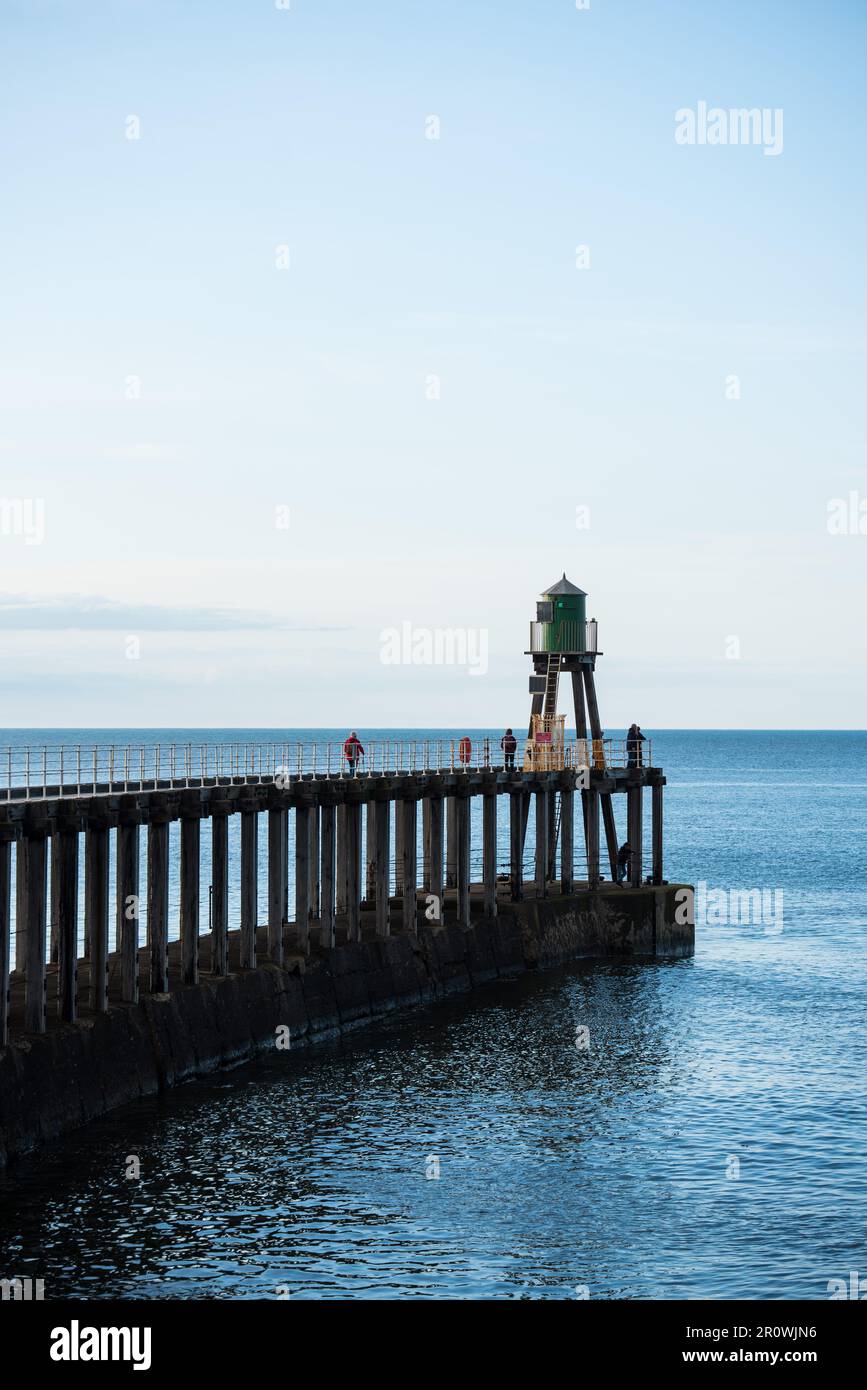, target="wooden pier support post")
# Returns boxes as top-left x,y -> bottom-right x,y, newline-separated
628,785 -> 643,888
571,667 -> 590,856
375,799 -> 390,936
509,791 -> 524,901
455,796 -> 470,926
117,818 -> 140,1003
422,799 -> 431,891
652,783 -> 664,885
50,832 -> 61,965
583,667 -> 620,878
401,799 -> 417,934
365,802 -> 376,902
336,805 -> 348,915
239,810 -> 257,969
394,800 -> 404,895
147,820 -> 169,994
23,833 -> 47,1033
179,815 -> 200,986
428,796 -> 444,922
320,804 -> 336,948
547,789 -> 558,880
211,814 -> 229,976
56,827 -> 79,1022
560,787 -> 574,894
535,790 -> 549,898
0,838 -> 11,1045
267,807 -> 286,965
345,803 -> 362,942
483,792 -> 497,918
308,807 -> 320,921
295,805 -> 310,955
587,787 -> 600,888
85,824 -> 109,1012
446,797 -> 457,889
